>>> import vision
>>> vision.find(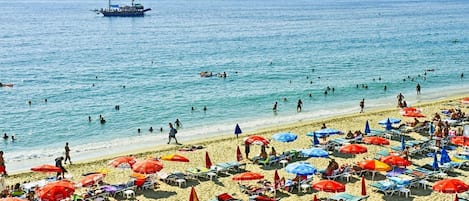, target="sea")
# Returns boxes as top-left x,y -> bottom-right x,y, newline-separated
1,0 -> 468,173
